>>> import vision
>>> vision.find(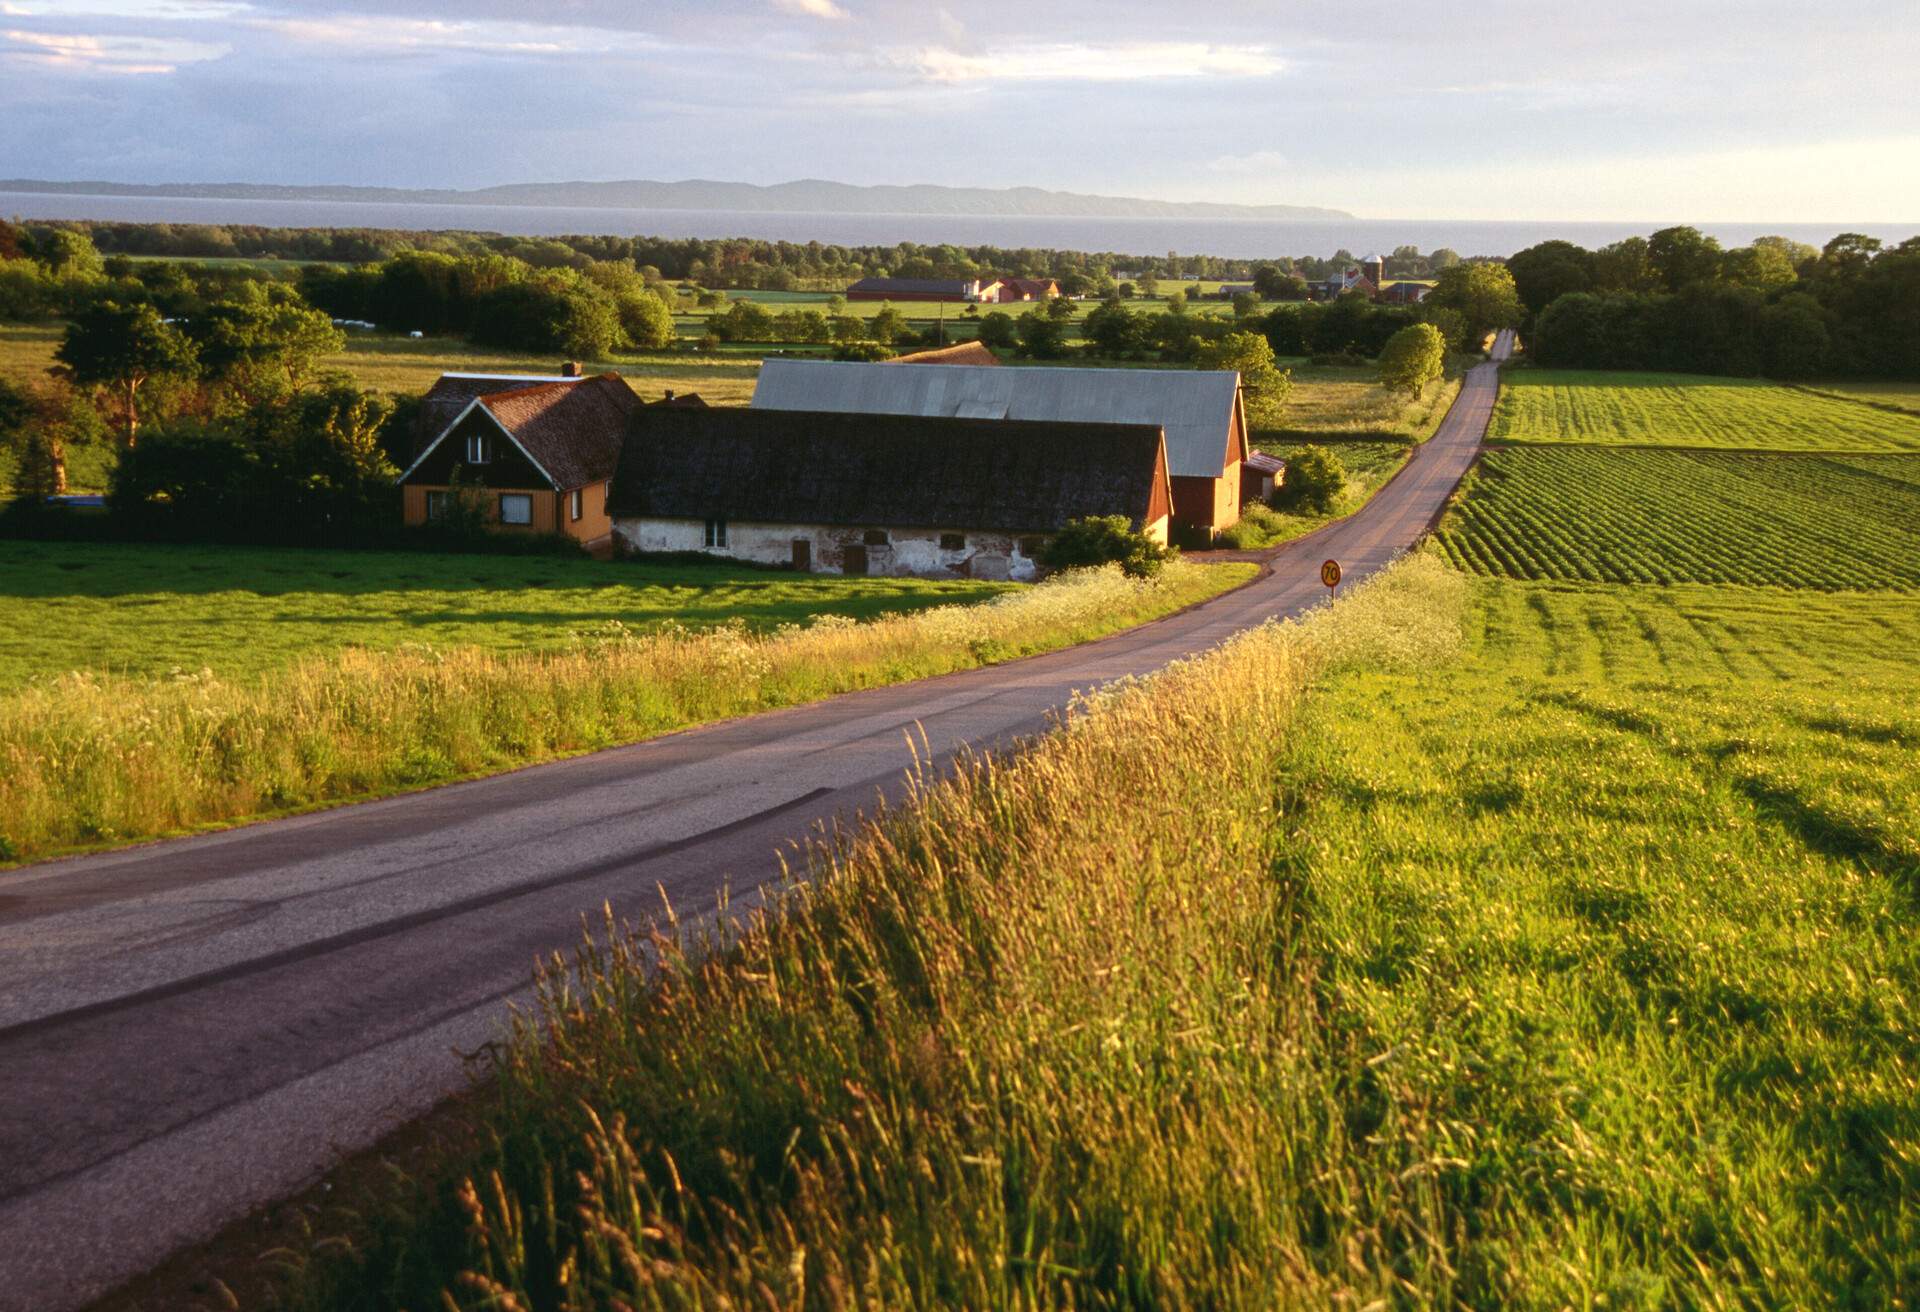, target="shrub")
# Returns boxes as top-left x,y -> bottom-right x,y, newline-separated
1042,514 -> 1173,578
831,340 -> 895,362
1272,444 -> 1347,514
